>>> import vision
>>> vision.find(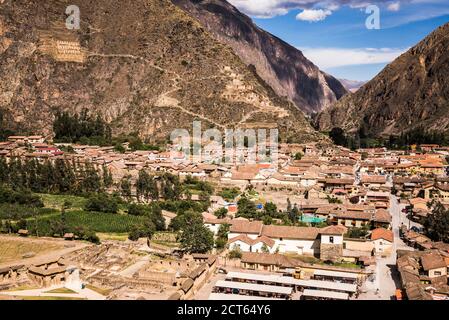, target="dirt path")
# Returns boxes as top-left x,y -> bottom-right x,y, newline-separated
0,235 -> 91,269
